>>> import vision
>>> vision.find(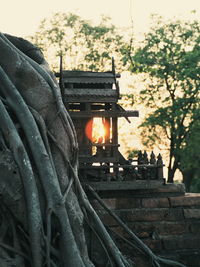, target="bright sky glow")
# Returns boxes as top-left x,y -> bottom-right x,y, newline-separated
1,0 -> 200,38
